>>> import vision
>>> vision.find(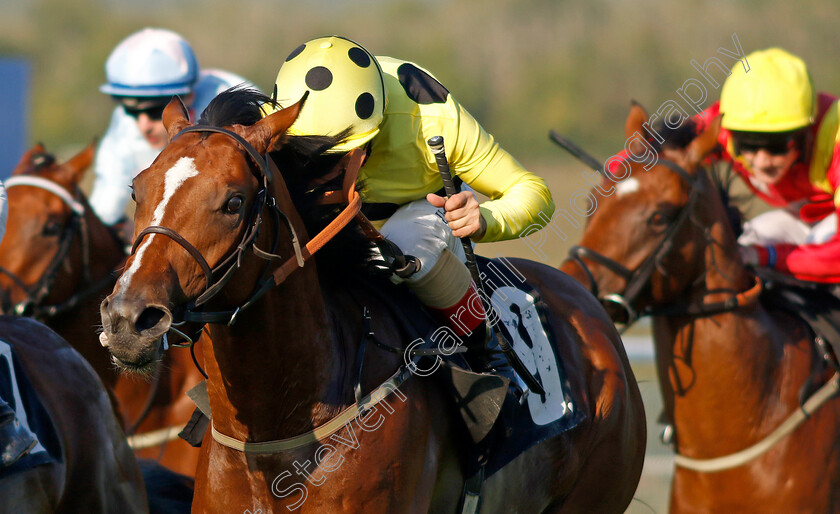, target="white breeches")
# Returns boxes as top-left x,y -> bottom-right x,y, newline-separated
378,196 -> 470,285
737,208 -> 837,246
